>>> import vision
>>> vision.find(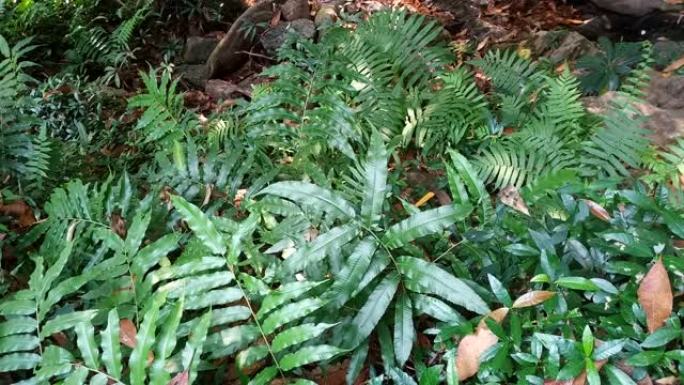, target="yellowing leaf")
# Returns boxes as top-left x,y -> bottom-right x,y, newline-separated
499,186 -> 530,216
512,291 -> 556,308
456,307 -> 509,380
638,258 -> 673,333
582,199 -> 611,222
